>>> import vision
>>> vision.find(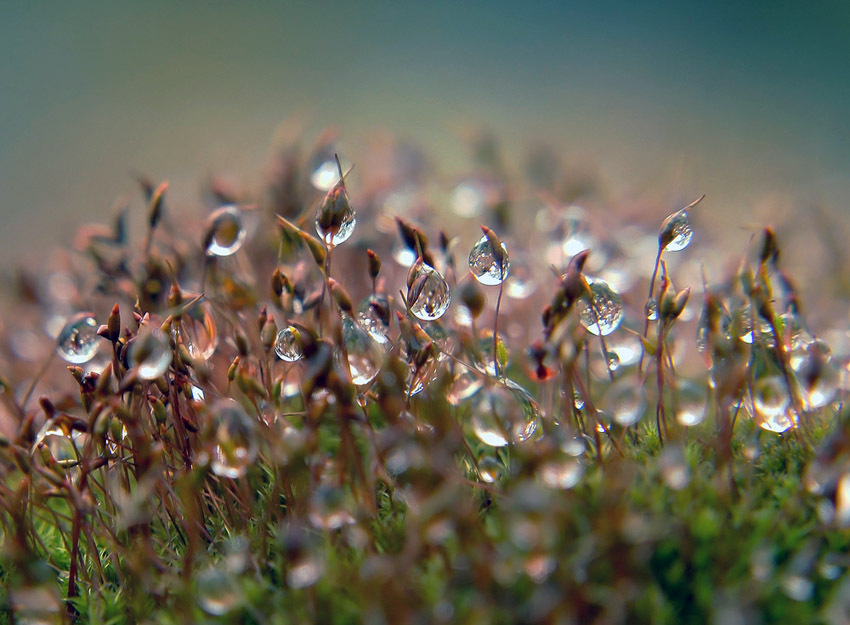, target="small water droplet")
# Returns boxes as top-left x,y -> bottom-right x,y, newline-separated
607,381 -> 644,426
470,380 -> 540,447
538,458 -> 583,489
197,567 -> 241,615
504,254 -> 537,299
315,177 -> 356,247
308,485 -> 355,530
342,314 -> 383,386
451,179 -> 487,218
447,368 -> 483,406
274,326 -> 303,362
32,421 -> 79,469
753,375 -> 790,418
205,206 -> 247,257
468,234 -> 510,285
56,313 -> 99,364
357,294 -> 391,345
287,554 -> 324,589
210,399 -> 258,478
174,302 -> 218,360
408,264 -> 451,321
576,279 -> 624,336
606,352 -> 620,373
659,445 -> 689,490
130,328 -> 172,380
478,456 -> 503,483
676,381 -> 706,426
644,298 -> 658,321
573,392 -> 585,410
660,210 -> 693,252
